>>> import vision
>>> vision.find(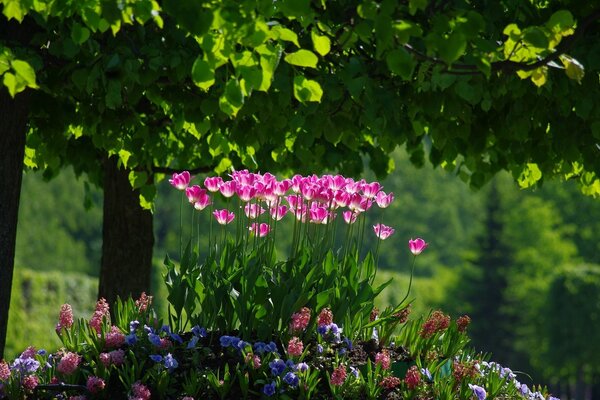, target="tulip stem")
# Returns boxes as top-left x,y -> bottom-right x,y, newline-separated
399,255 -> 417,307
